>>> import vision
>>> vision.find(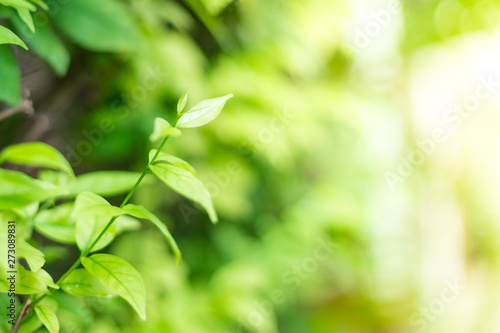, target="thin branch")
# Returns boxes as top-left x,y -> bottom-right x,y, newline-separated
11,298 -> 31,333
0,91 -> 34,122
